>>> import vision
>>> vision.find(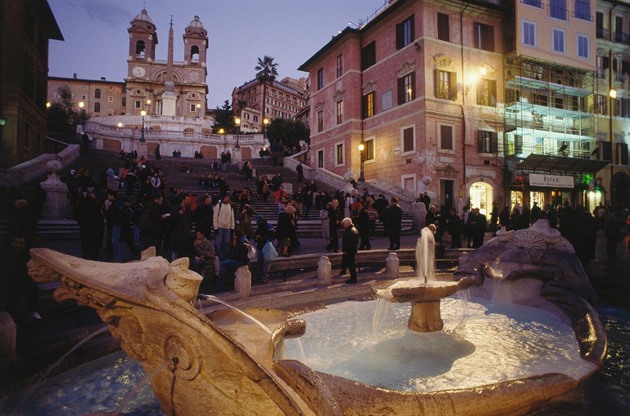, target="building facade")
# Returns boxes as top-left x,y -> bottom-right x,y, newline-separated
300,0 -> 629,213
232,77 -> 307,133
299,0 -> 505,215
595,0 -> 630,208
0,0 -> 62,168
47,76 -> 126,118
